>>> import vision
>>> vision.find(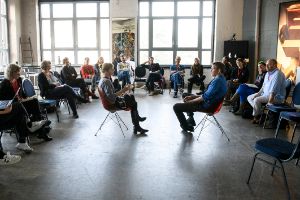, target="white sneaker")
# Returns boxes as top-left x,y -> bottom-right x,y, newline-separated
28,120 -> 47,132
16,143 -> 34,152
0,152 -> 21,165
